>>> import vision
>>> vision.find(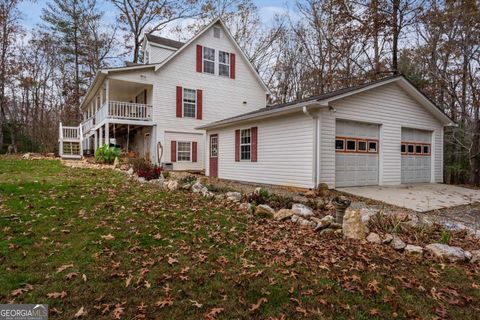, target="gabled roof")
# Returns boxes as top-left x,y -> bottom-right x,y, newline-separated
153,17 -> 270,94
197,75 -> 455,130
145,34 -> 184,49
